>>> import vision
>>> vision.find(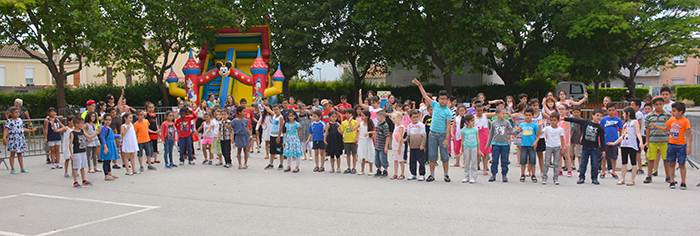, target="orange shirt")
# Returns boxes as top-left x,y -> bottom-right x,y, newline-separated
665,116 -> 690,145
134,120 -> 151,143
